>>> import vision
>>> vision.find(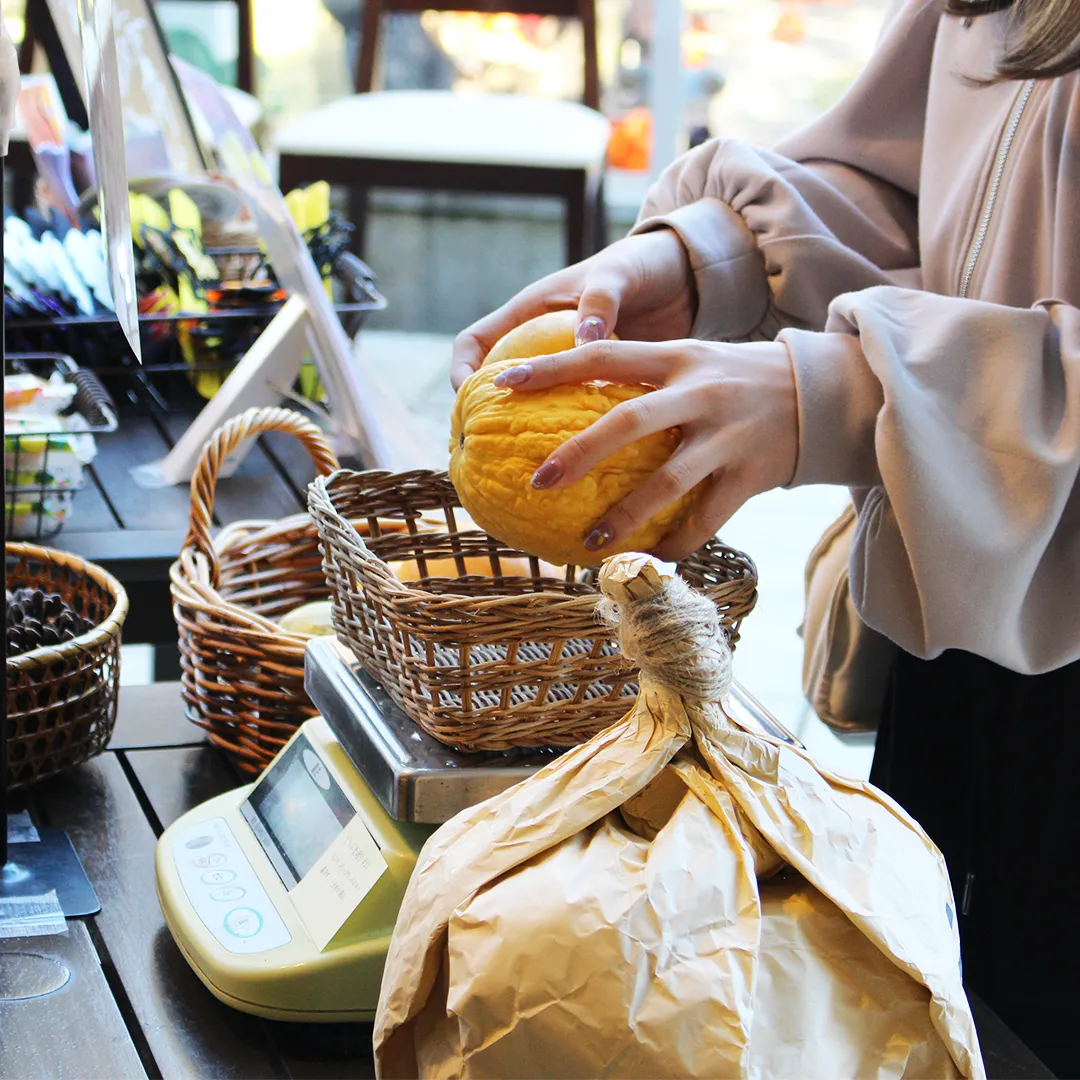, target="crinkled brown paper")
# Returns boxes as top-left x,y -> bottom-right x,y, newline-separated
374,554 -> 984,1079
